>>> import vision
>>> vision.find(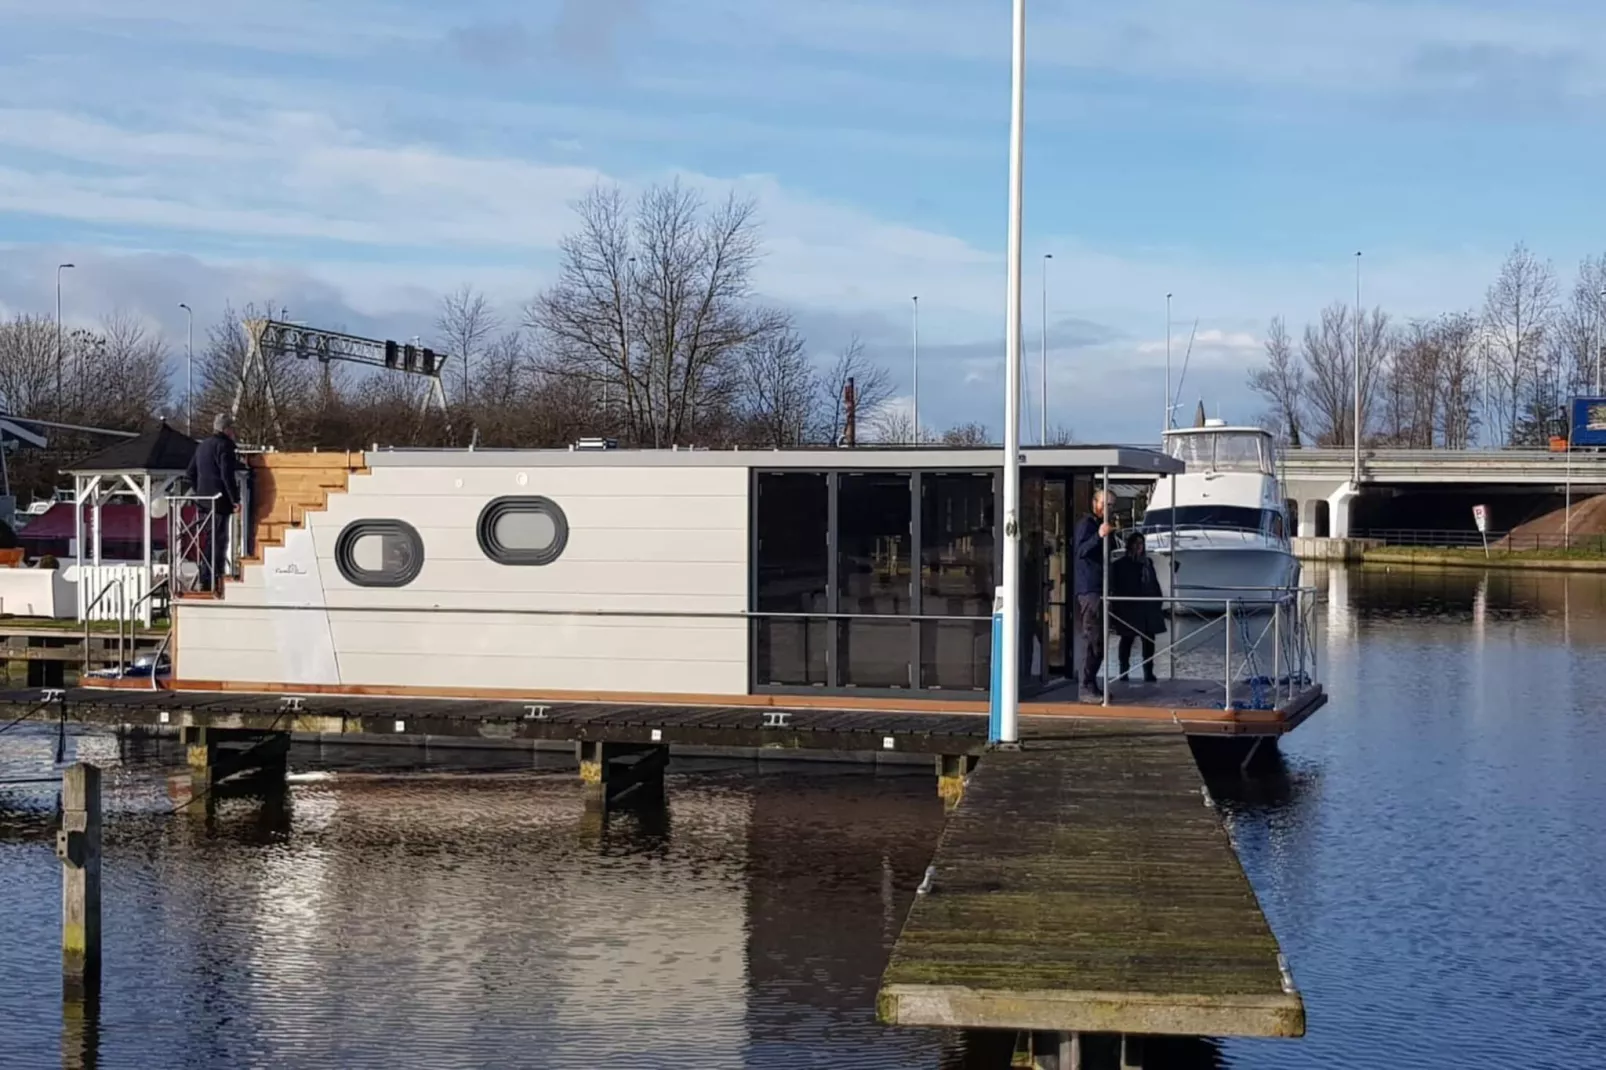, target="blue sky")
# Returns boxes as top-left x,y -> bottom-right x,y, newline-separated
2,0 -> 1604,441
